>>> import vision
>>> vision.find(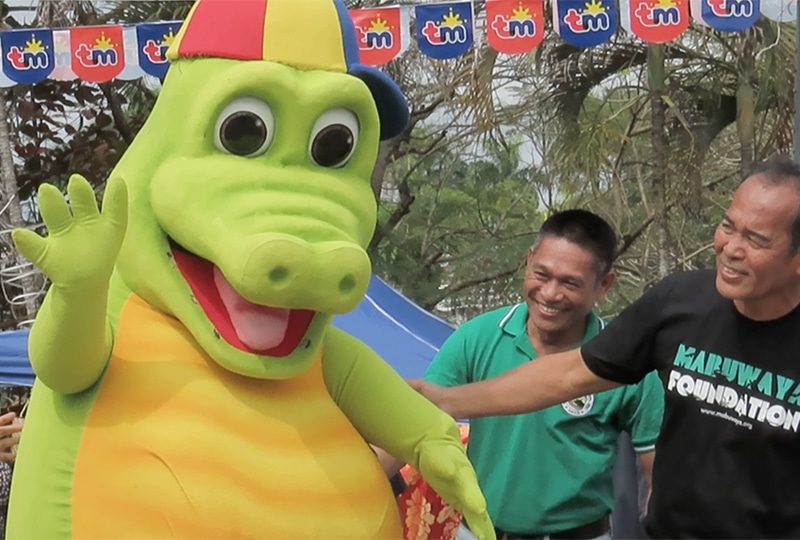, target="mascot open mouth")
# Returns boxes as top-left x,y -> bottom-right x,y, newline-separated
170,242 -> 315,357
